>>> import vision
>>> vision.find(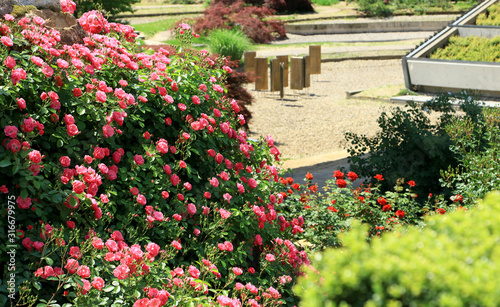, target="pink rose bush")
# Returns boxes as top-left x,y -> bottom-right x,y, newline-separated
0,6 -> 306,306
